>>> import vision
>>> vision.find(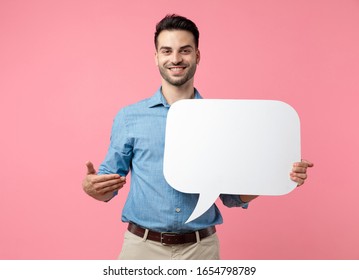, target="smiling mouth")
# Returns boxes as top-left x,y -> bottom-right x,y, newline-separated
168,66 -> 187,73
